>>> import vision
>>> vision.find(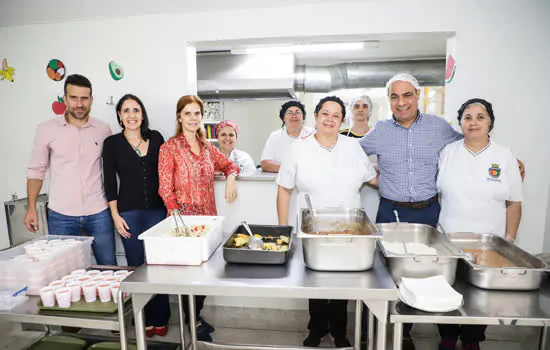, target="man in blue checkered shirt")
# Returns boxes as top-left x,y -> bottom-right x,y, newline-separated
359,73 -> 461,229
359,73 -> 462,350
